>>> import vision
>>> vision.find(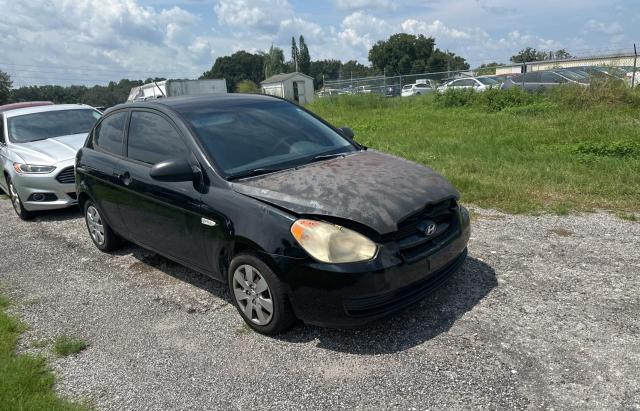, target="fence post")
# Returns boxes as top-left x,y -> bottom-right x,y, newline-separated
632,43 -> 638,89
521,63 -> 526,88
